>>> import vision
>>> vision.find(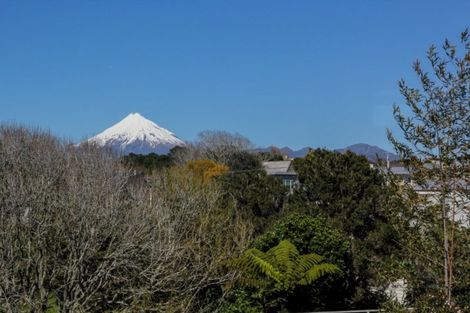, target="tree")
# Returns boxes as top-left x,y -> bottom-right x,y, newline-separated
252,213 -> 354,311
256,147 -> 285,162
175,130 -> 254,165
0,126 -> 254,313
225,150 -> 262,172
291,148 -> 399,241
122,152 -> 174,173
230,240 -> 340,312
138,166 -> 253,312
290,149 -> 401,307
387,29 -> 469,310
0,127 -> 137,312
219,170 -> 287,233
196,130 -> 254,163
186,159 -> 229,182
